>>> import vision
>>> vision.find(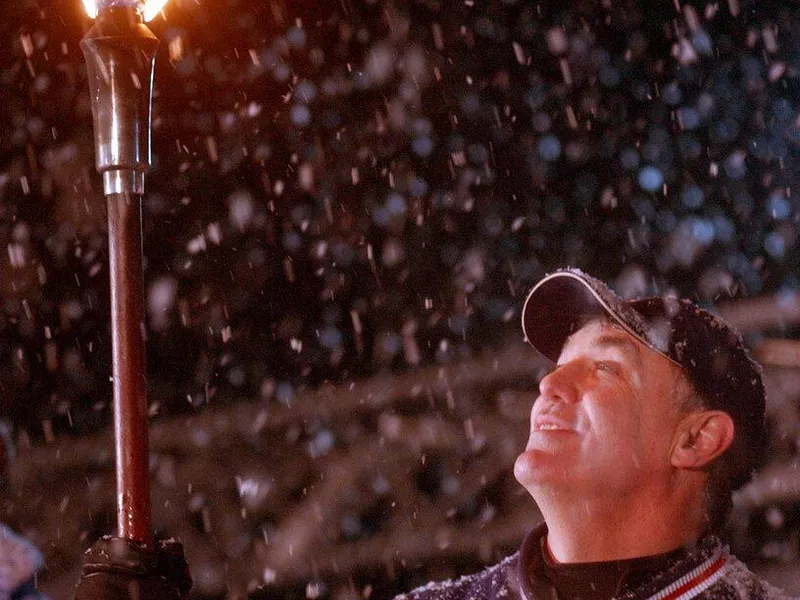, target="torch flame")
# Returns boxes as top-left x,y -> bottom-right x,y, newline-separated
141,0 -> 169,21
81,0 -> 168,22
81,0 -> 99,19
